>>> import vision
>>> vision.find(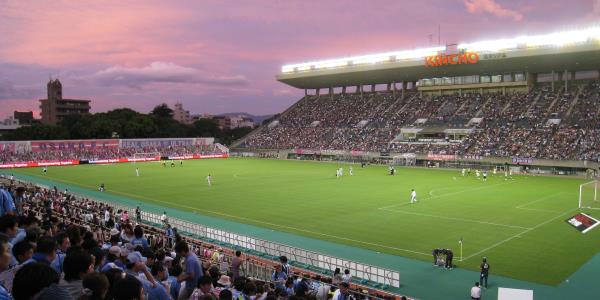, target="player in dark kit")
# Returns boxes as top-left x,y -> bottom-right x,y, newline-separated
445,249 -> 454,269
480,257 -> 490,288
